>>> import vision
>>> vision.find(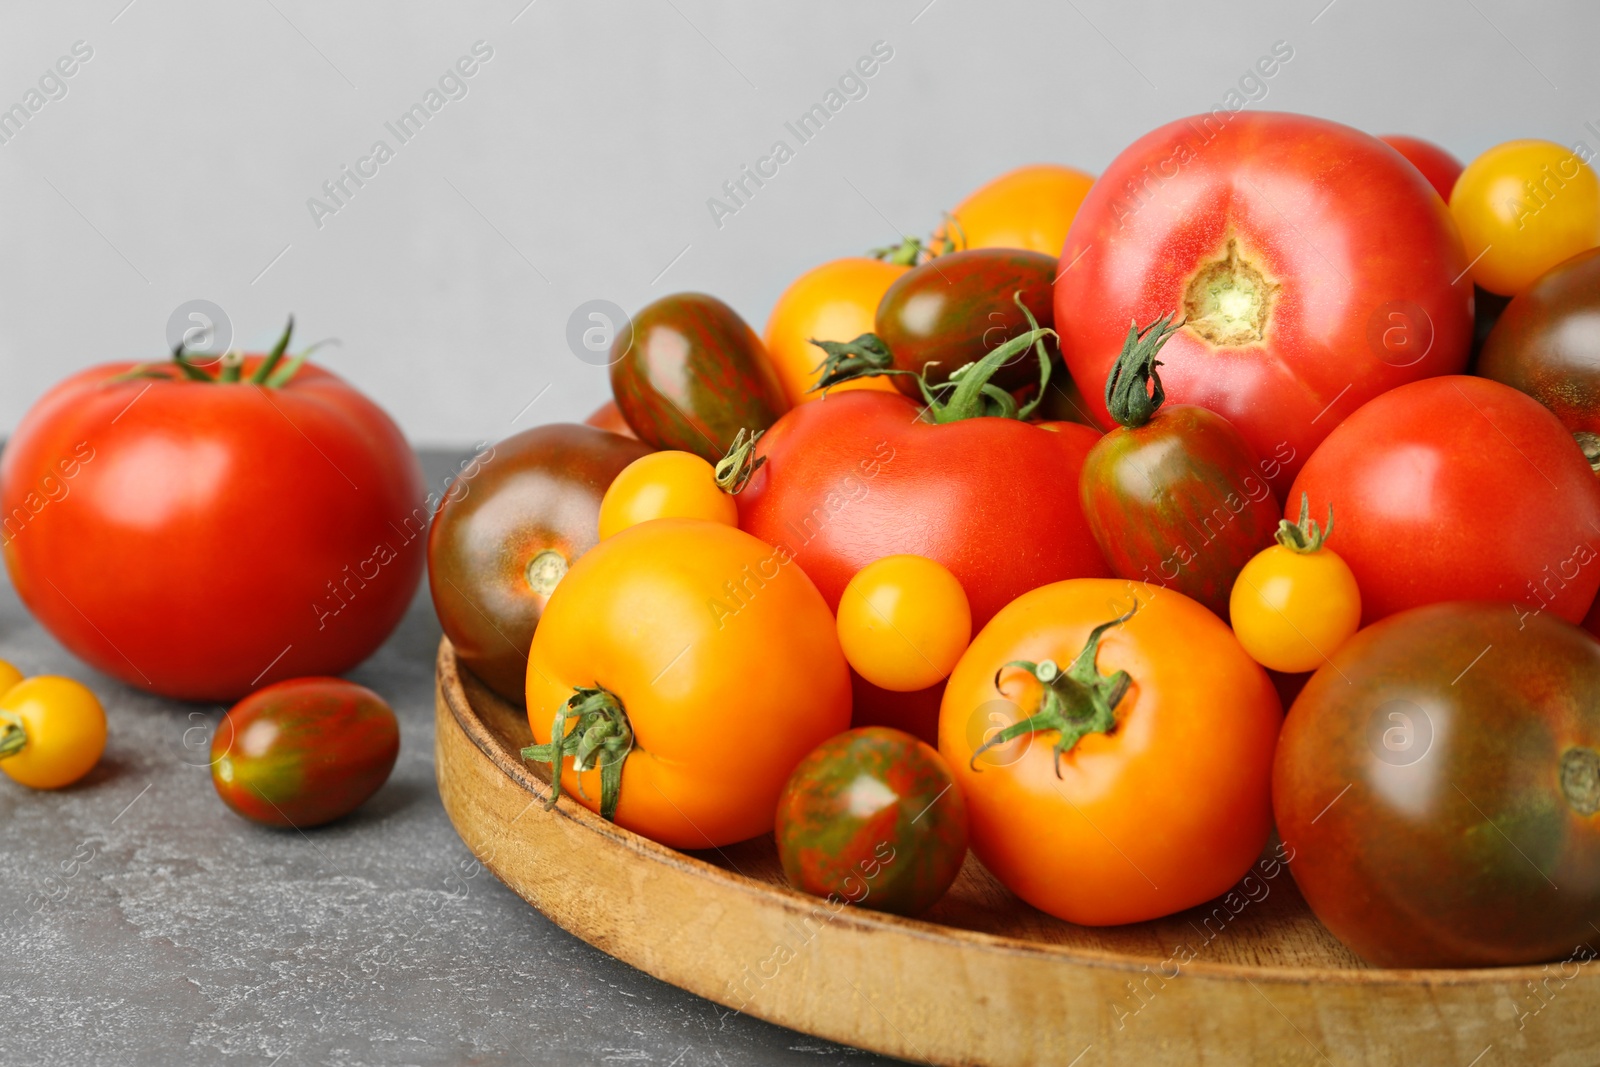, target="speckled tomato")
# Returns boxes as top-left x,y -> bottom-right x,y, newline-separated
1079,317 -> 1279,617
609,292 -> 789,462
427,424 -> 650,704
775,727 -> 968,916
1479,246 -> 1600,461
211,677 -> 399,828
873,248 -> 1059,395
1275,602 -> 1600,967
